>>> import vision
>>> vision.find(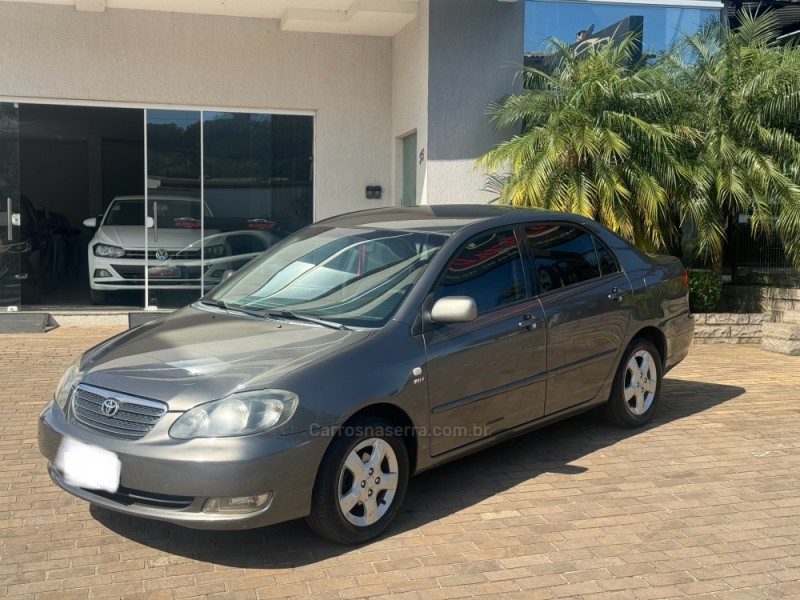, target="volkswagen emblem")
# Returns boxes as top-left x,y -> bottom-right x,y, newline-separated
101,398 -> 120,417
154,249 -> 170,262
